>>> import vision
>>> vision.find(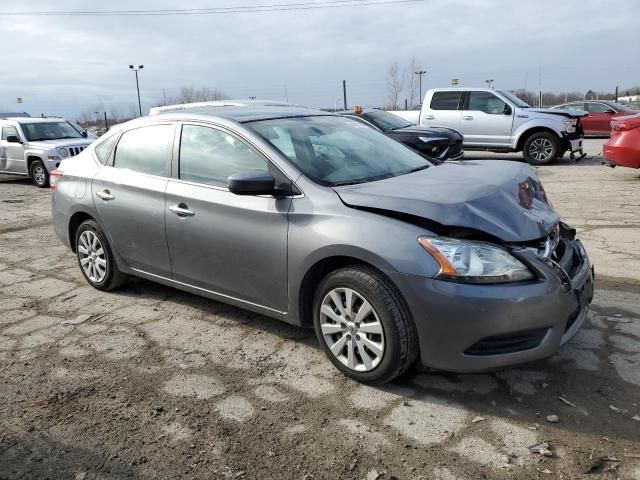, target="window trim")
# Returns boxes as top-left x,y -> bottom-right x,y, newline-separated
172,120 -> 303,197
110,122 -> 176,178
